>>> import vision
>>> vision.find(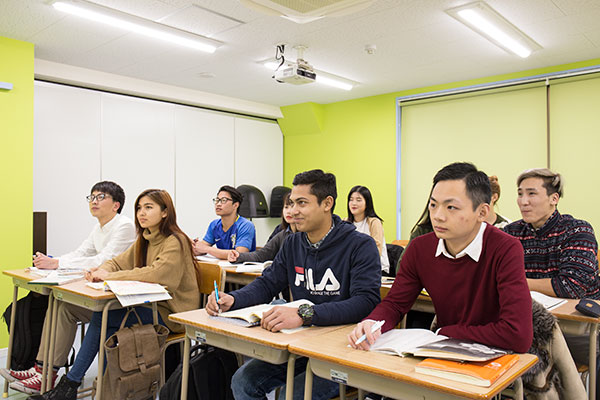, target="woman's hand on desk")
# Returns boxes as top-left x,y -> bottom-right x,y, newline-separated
261,306 -> 302,332
348,320 -> 381,350
206,291 -> 234,315
227,250 -> 240,262
86,268 -> 109,282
